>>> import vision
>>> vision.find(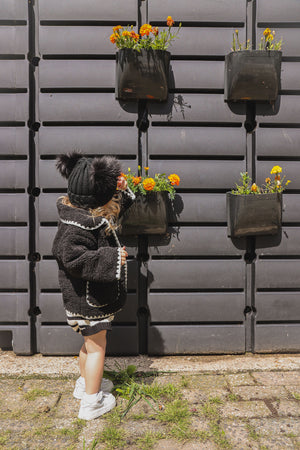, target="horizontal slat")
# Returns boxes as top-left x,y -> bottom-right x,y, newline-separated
39,93 -> 137,122
149,94 -> 244,123
0,128 -> 28,155
256,161 -> 296,189
39,159 -> 135,188
0,293 -> 29,322
256,28 -> 300,58
0,194 -> 27,222
256,293 -> 300,321
255,324 -> 300,353
38,325 -> 139,355
148,325 -> 245,354
281,194 -> 300,223
257,96 -> 300,124
0,1 -> 28,19
39,260 -> 138,289
281,62 -> 300,91
39,126 -> 137,155
39,60 -> 115,88
169,193 -> 227,223
257,1 -> 300,22
149,227 -> 244,256
39,0 -> 137,21
149,260 -> 245,289
0,161 -> 28,189
148,160 -> 245,190
0,94 -> 27,121
39,26 -> 115,55
39,292 -> 137,323
149,292 -> 245,322
171,60 -> 224,89
256,260 -> 300,289
256,228 -> 300,255
149,0 -> 246,22
0,228 -> 28,255
0,61 -> 28,88
256,128 -> 300,157
149,126 -> 245,156
0,261 -> 28,289
0,26 -> 27,54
